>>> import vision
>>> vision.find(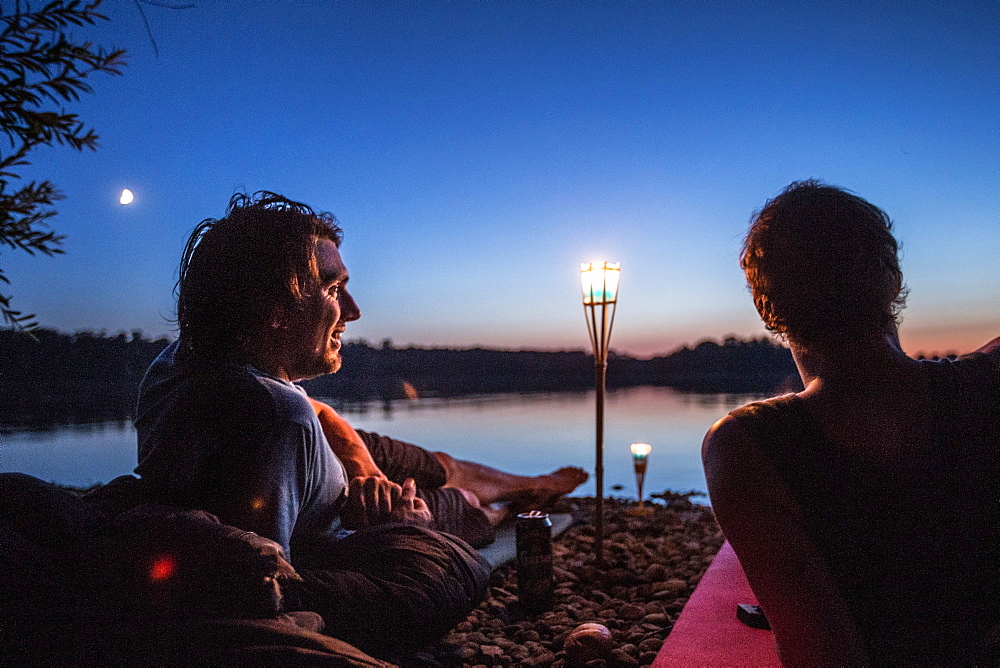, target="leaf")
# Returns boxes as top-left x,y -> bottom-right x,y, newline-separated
0,0 -> 125,331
